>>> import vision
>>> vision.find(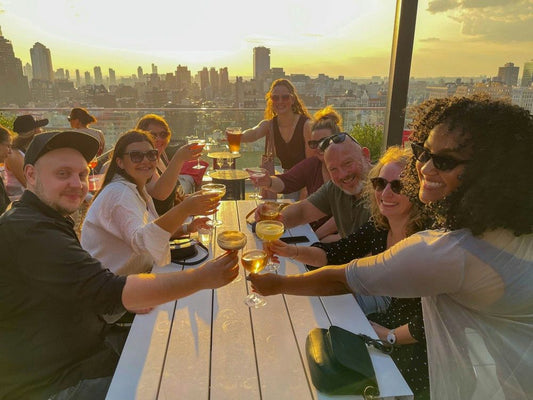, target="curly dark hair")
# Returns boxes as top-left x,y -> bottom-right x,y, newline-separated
402,95 -> 533,236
